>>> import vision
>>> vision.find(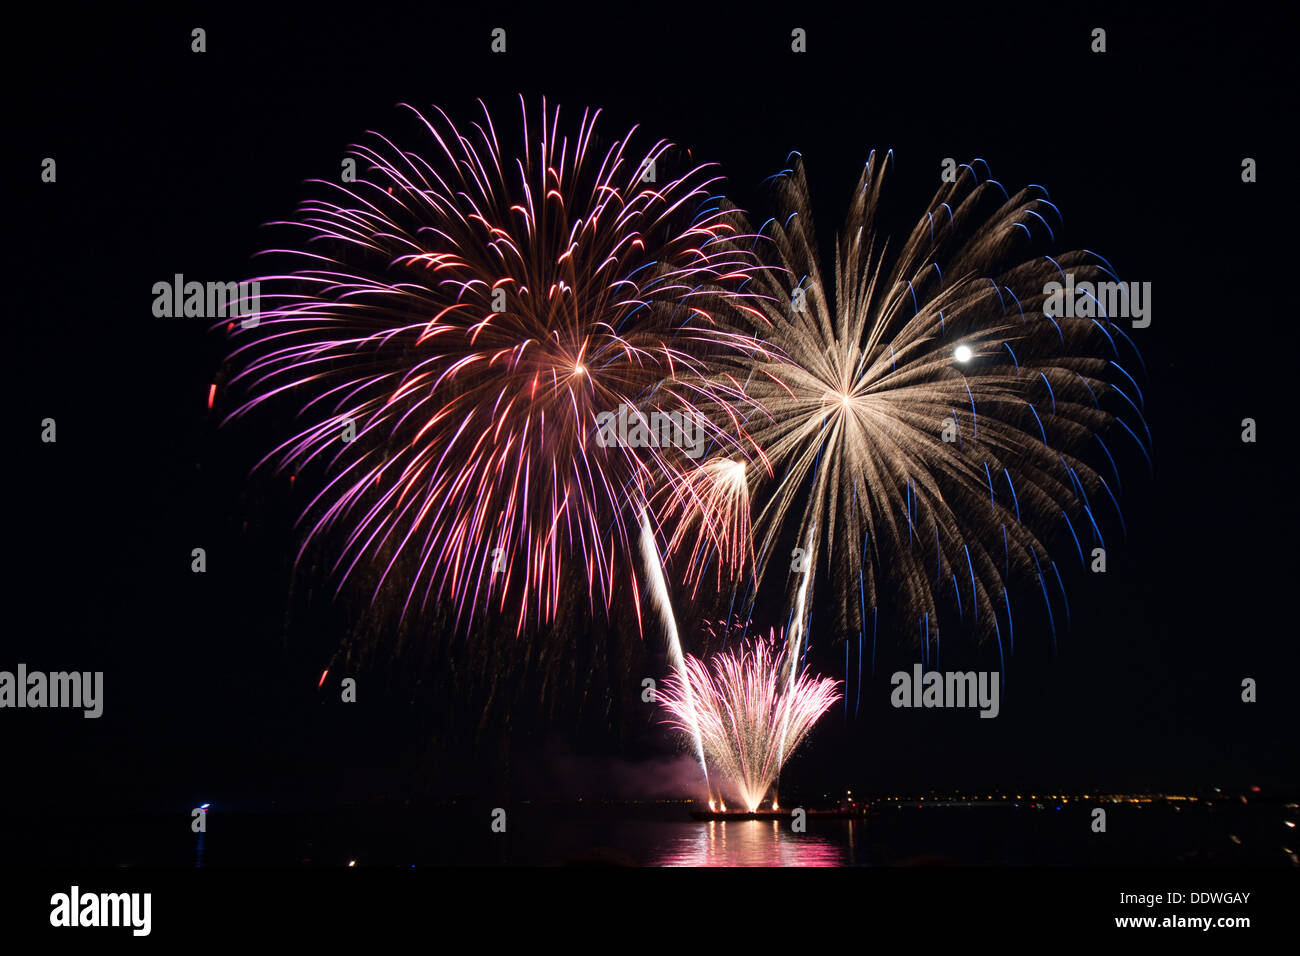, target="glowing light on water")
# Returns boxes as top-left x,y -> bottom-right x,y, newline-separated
658,819 -> 846,866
